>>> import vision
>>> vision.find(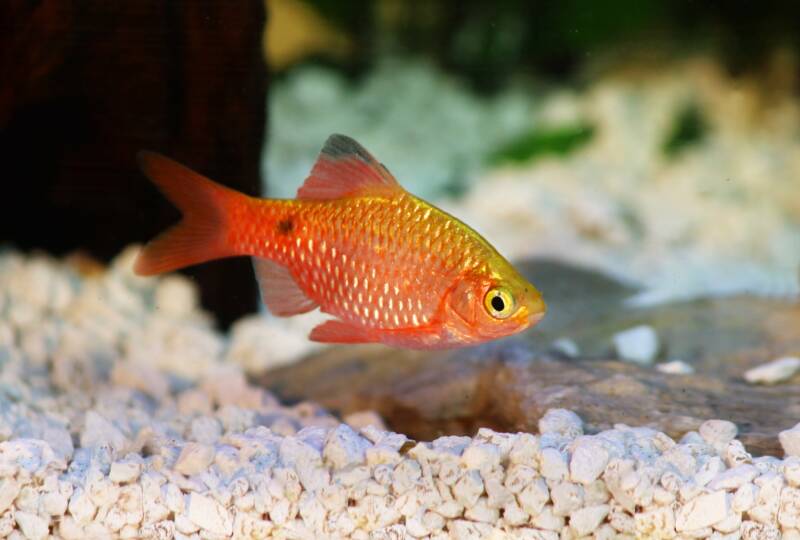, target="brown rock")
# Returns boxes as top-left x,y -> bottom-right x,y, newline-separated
257,260 -> 800,456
